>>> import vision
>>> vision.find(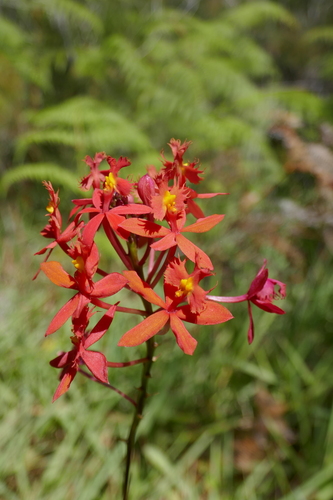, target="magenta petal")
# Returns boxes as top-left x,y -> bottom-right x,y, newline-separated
91,273 -> 128,298
247,301 -> 254,344
45,294 -> 81,336
251,299 -> 285,314
81,350 -> 109,383
84,305 -> 116,348
247,262 -> 269,298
